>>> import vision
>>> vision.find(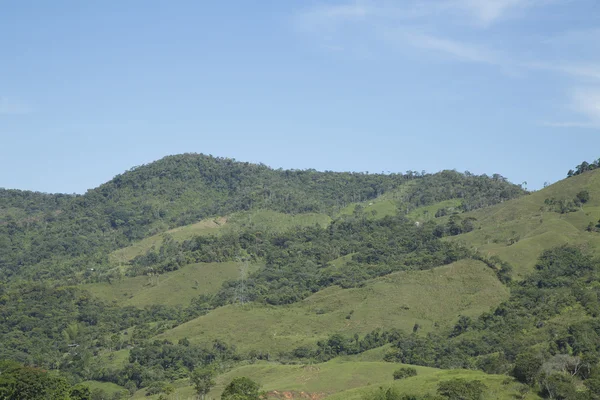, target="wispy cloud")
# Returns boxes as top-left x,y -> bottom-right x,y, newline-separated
401,32 -> 502,64
294,0 -> 597,129
570,88 -> 600,121
452,0 -> 541,27
545,88 -> 600,129
525,62 -> 600,81
295,2 -> 367,32
541,121 -> 598,128
0,97 -> 31,115
295,0 -> 541,33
